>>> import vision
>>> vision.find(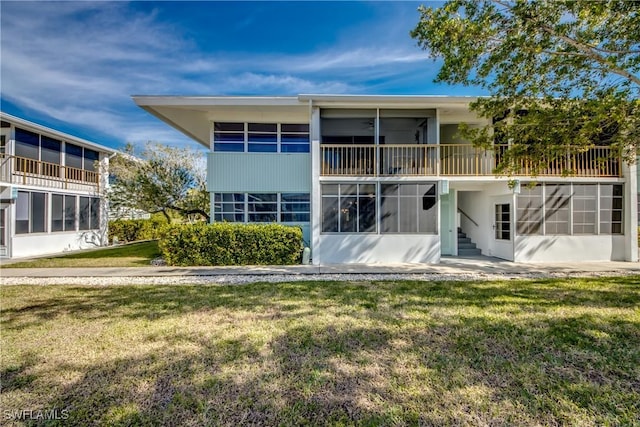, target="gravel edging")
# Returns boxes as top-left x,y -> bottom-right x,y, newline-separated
0,271 -> 634,286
